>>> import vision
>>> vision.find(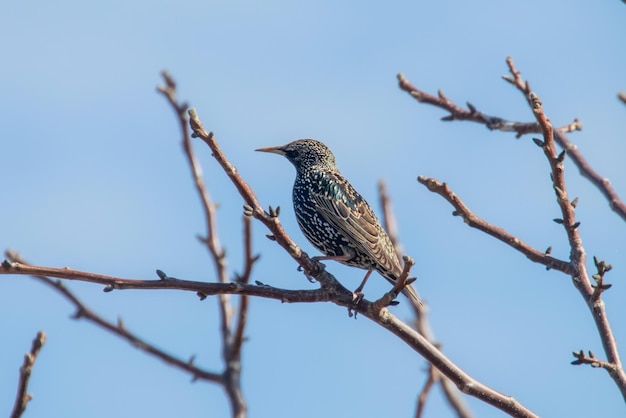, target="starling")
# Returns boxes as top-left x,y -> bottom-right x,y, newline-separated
256,139 -> 422,306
